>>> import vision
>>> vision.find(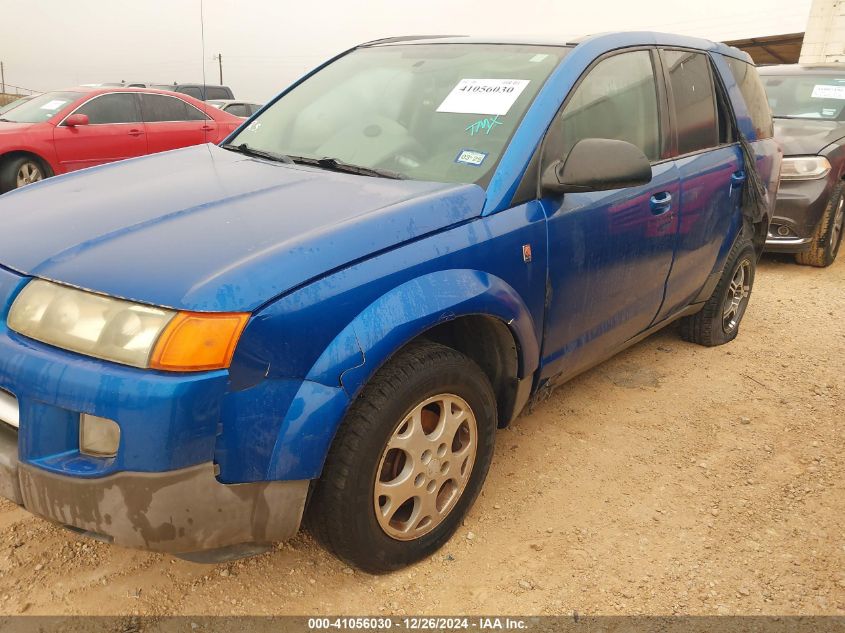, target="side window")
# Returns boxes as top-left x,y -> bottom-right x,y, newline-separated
227,104 -> 249,117
140,94 -> 190,122
74,93 -> 140,124
184,103 -> 210,120
724,56 -> 774,139
558,50 -> 661,162
179,86 -> 204,100
663,50 -> 718,155
205,87 -> 231,100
